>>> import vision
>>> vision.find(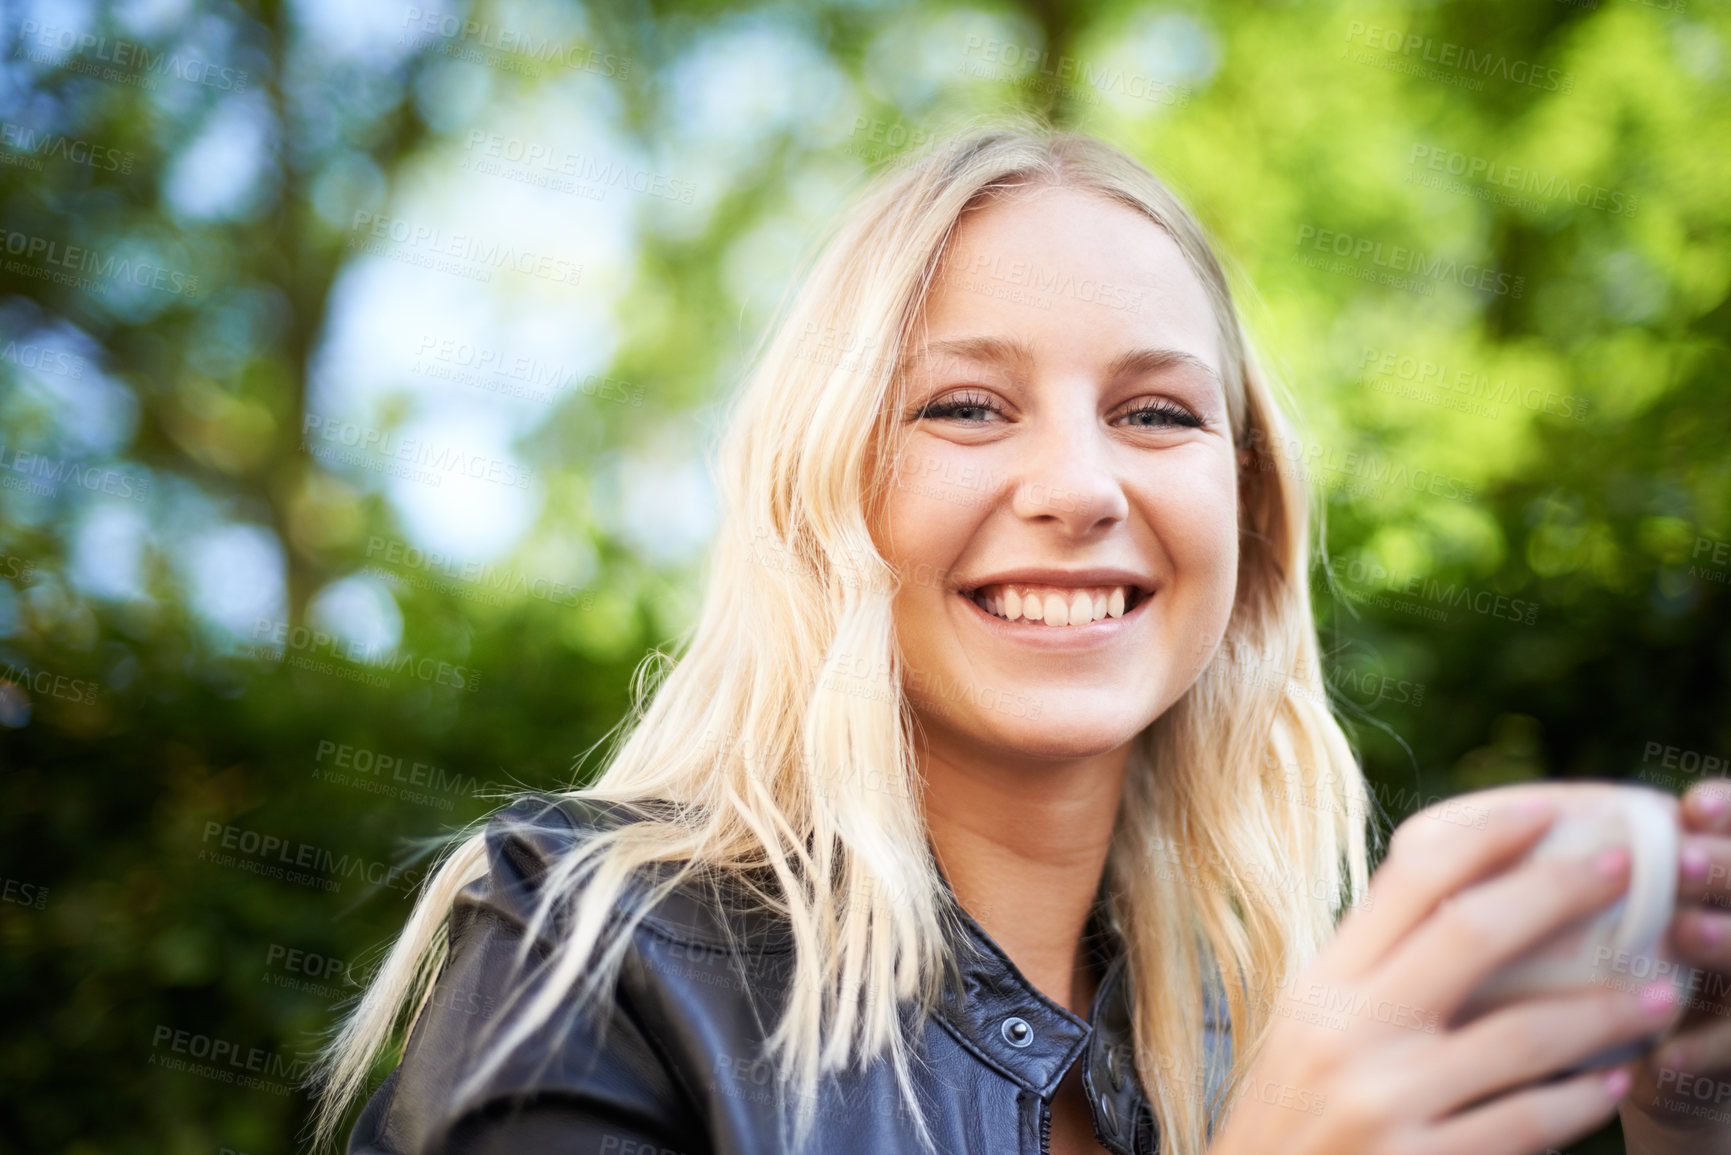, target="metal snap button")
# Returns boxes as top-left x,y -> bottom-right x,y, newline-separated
1001,1016 -> 1033,1047
1097,1090 -> 1118,1135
